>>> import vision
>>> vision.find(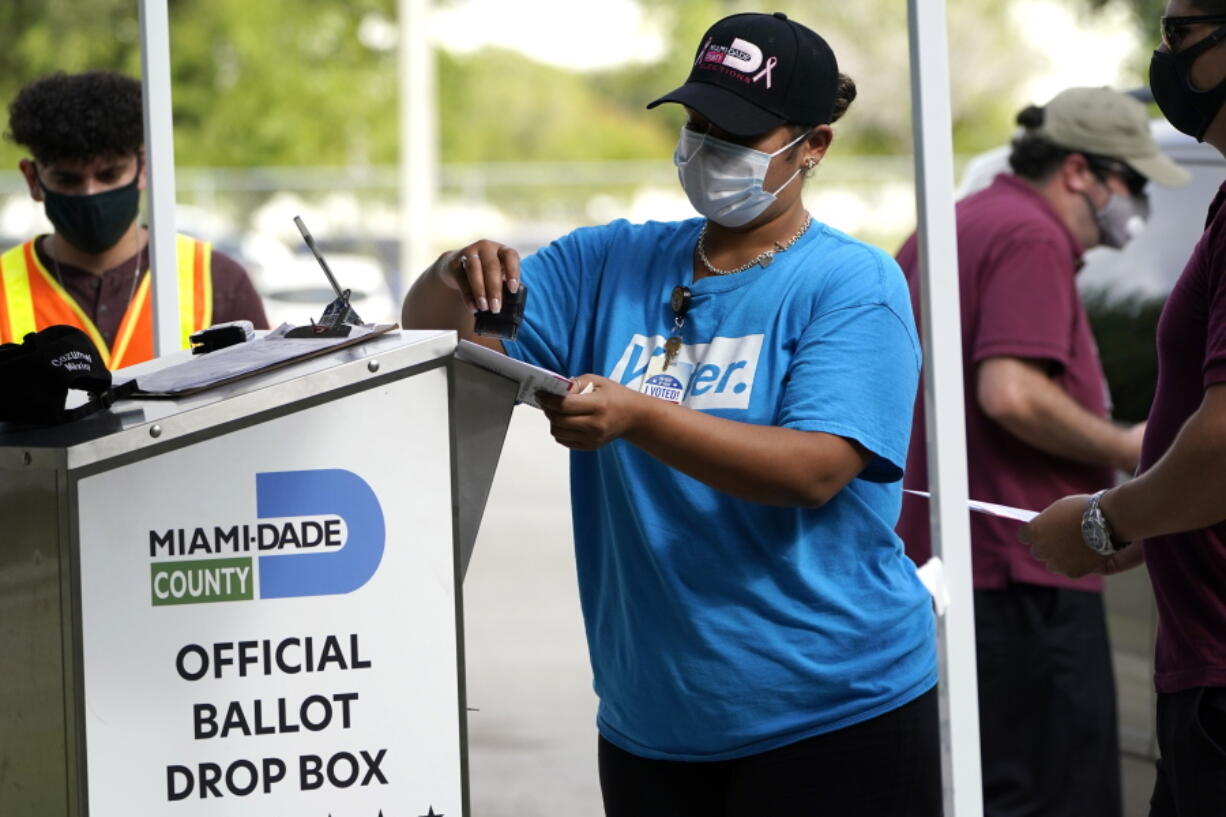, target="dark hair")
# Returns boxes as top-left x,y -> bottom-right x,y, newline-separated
6,71 -> 144,165
789,71 -> 857,138
1007,104 -> 1078,181
830,72 -> 857,123
1189,1 -> 1226,12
